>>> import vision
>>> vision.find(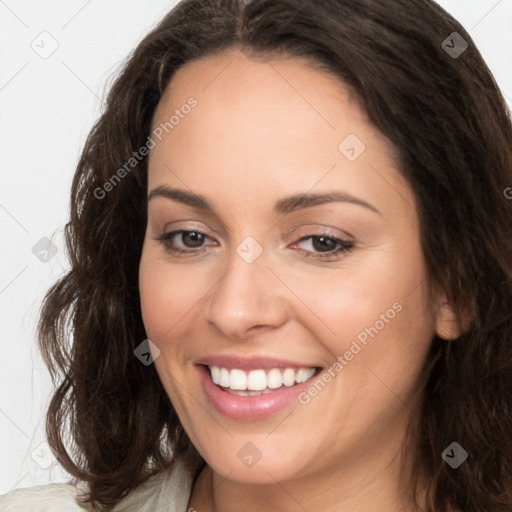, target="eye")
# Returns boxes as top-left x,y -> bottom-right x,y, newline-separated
154,230 -> 354,260
155,229 -> 215,255
290,234 -> 354,259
